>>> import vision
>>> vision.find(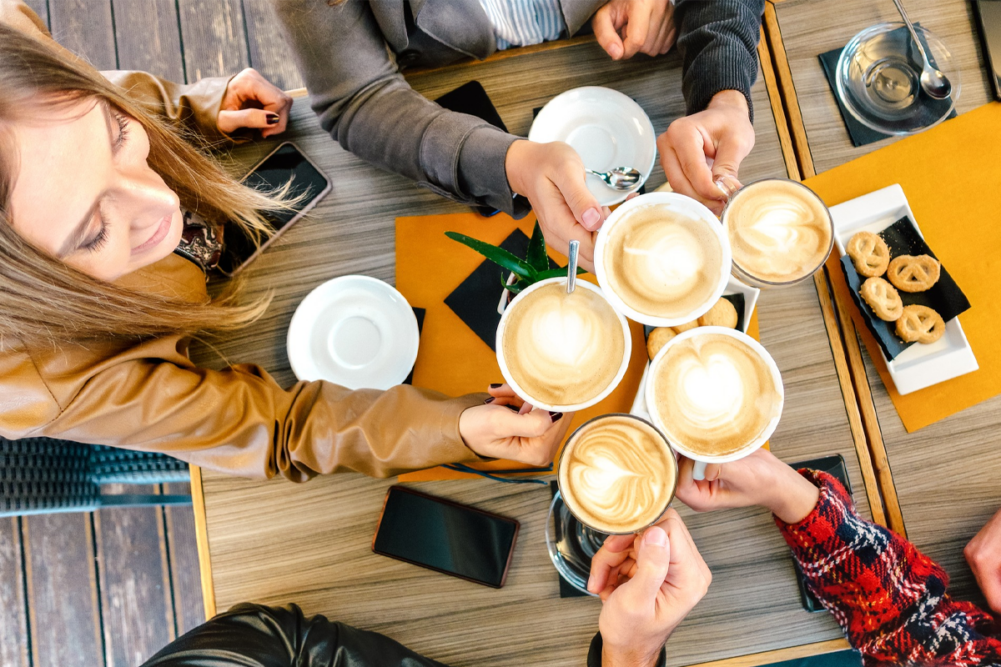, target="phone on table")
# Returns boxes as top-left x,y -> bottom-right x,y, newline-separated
372,486 -> 519,588
974,0 -> 1001,101
434,81 -> 507,218
789,454 -> 853,613
217,141 -> 332,276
